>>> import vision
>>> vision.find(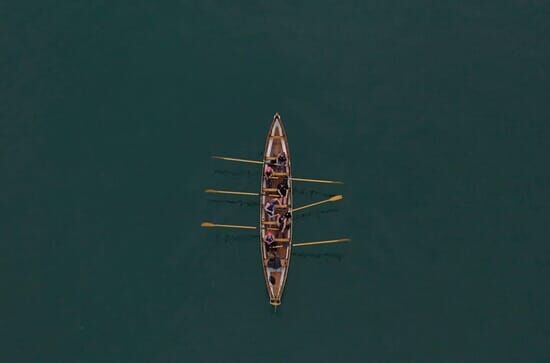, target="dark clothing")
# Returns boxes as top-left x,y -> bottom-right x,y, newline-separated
279,218 -> 291,231
277,184 -> 288,197
278,211 -> 292,230
267,256 -> 282,269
